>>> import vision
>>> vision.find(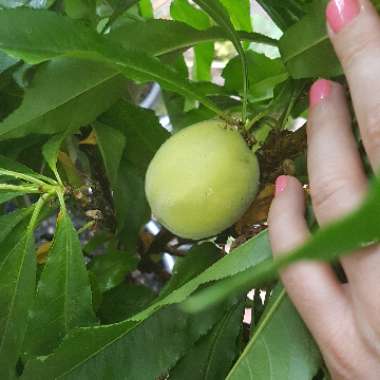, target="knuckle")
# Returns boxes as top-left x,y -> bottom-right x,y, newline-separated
340,34 -> 380,71
363,105 -> 380,159
310,174 -> 348,214
322,336 -> 357,379
356,310 -> 380,358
